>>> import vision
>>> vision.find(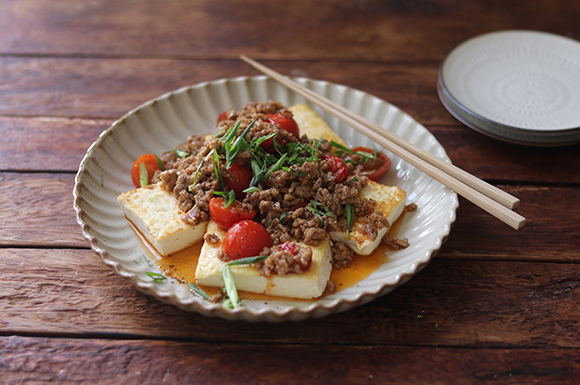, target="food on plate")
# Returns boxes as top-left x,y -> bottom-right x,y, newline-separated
118,101 -> 411,305
118,184 -> 207,256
